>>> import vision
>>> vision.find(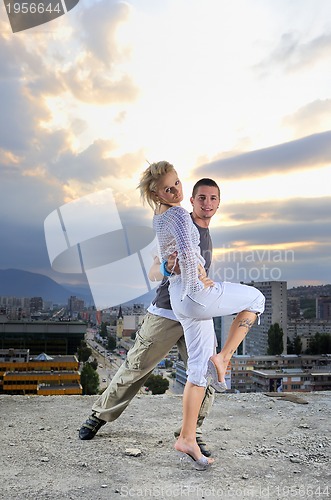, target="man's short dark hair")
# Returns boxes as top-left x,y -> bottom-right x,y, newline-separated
192,178 -> 220,198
